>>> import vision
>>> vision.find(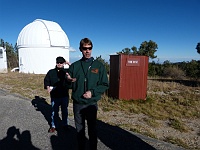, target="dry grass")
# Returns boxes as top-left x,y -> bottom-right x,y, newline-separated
0,72 -> 200,149
0,73 -> 47,99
